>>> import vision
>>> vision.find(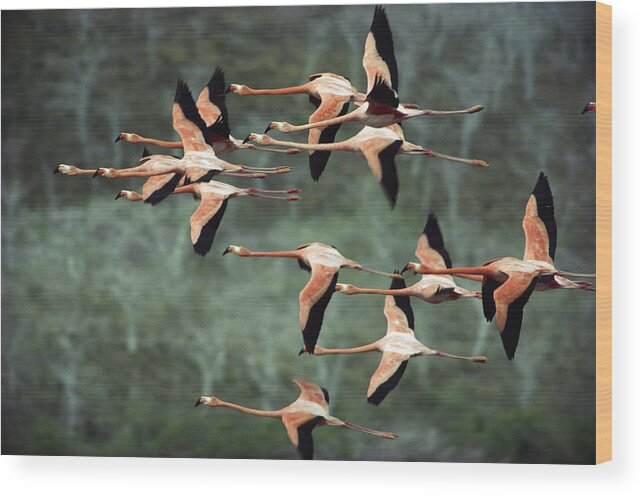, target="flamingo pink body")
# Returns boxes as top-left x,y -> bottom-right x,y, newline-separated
196,379 -> 397,459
